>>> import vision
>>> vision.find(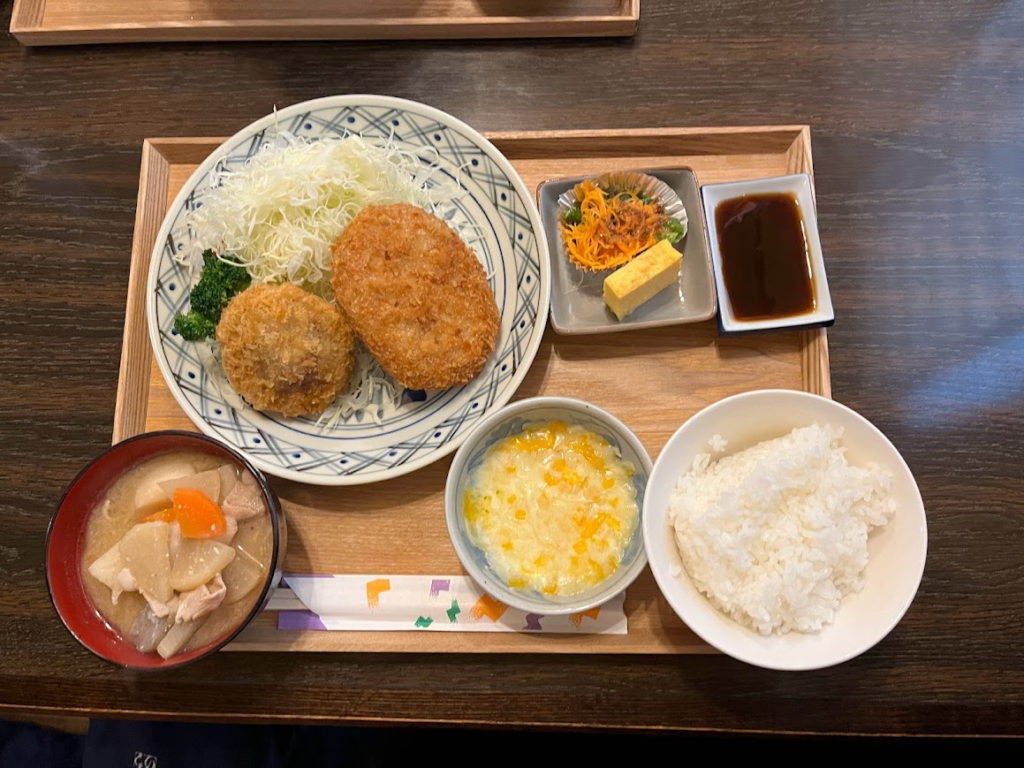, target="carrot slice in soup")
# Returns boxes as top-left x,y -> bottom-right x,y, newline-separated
143,488 -> 226,539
